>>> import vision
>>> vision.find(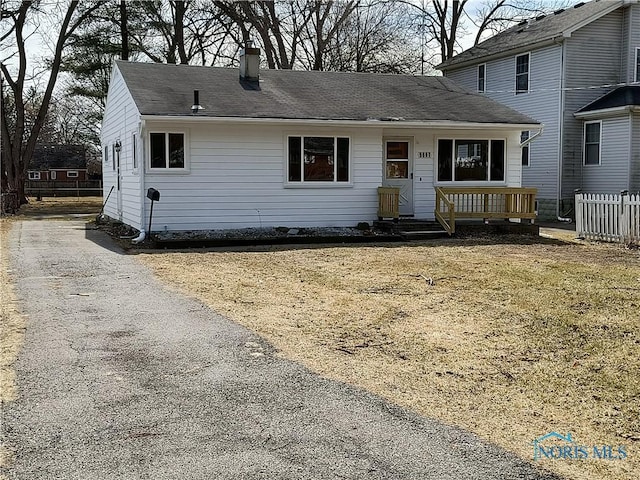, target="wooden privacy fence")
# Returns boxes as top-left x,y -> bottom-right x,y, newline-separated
575,192 -> 640,243
435,187 -> 537,234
